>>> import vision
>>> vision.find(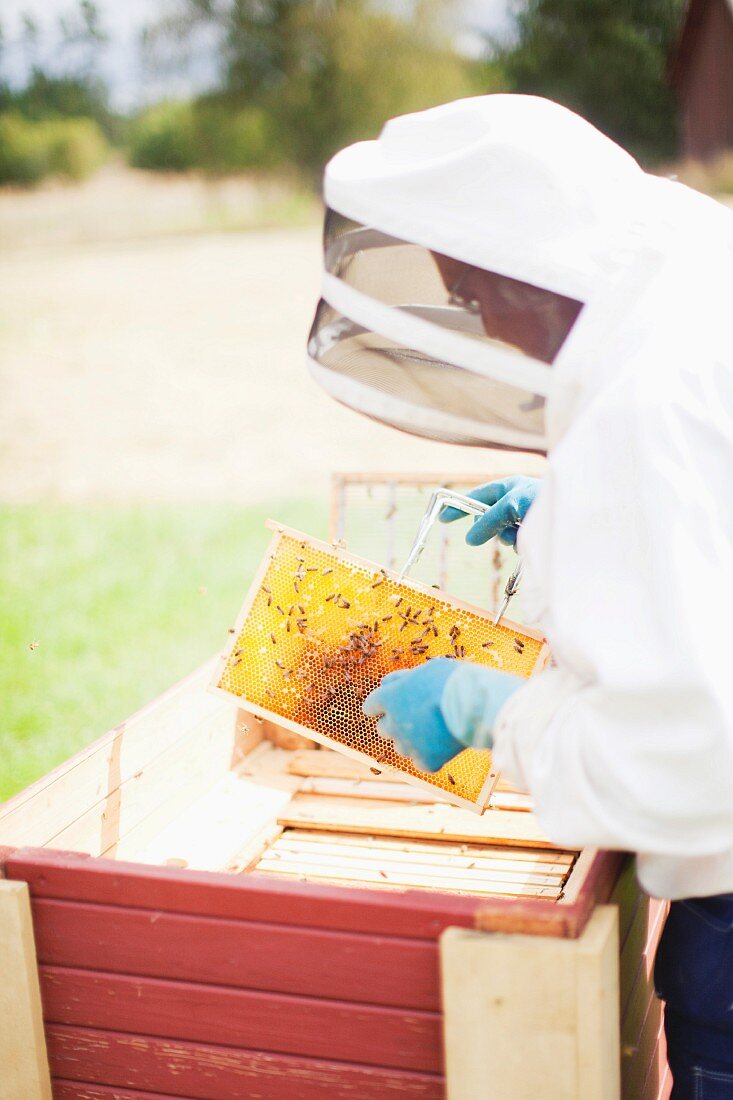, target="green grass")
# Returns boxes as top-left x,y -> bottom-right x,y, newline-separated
0,500 -> 327,802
